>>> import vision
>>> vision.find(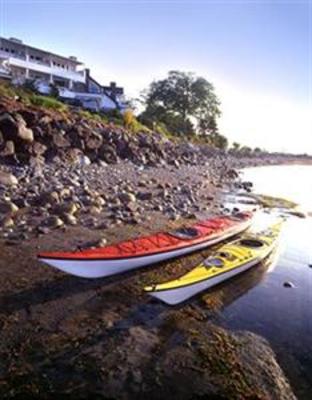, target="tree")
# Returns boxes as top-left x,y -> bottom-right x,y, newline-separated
208,132 -> 228,150
240,146 -> 252,155
140,71 -> 221,137
232,142 -> 241,152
